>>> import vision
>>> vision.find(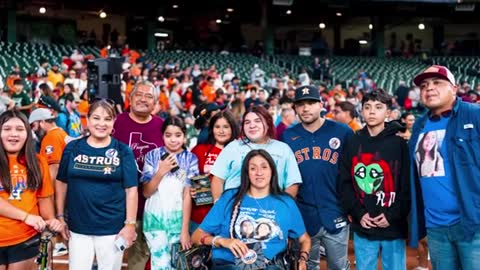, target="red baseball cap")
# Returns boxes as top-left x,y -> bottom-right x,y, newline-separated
413,65 -> 456,86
